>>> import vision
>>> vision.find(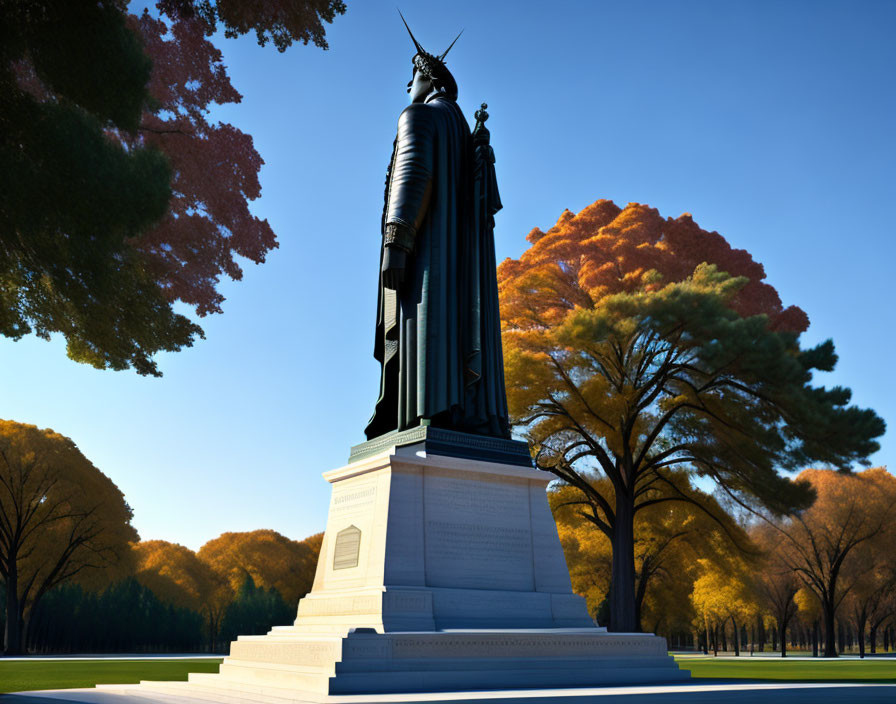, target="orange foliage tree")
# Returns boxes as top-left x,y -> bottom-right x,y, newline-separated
551,474 -> 746,633
134,540 -> 219,612
198,530 -> 321,609
750,524 -> 801,657
498,200 -> 885,632
0,421 -> 137,654
134,539 -> 227,650
691,554 -> 757,656
769,468 -> 896,657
